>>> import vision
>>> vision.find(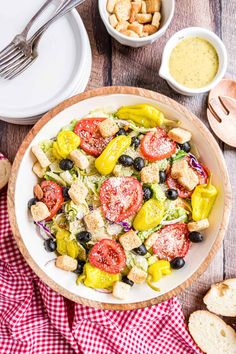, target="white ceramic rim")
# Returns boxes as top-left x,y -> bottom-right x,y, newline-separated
0,50 -> 92,125
0,9 -> 91,119
159,27 -> 228,94
98,0 -> 175,44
